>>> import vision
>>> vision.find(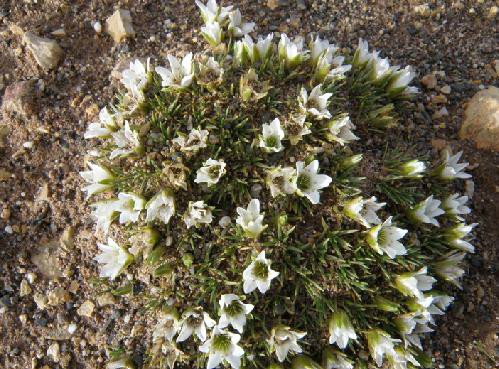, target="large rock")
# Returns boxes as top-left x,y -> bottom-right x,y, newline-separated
460,86 -> 499,151
1,80 -> 37,119
23,32 -> 63,70
106,9 -> 135,43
